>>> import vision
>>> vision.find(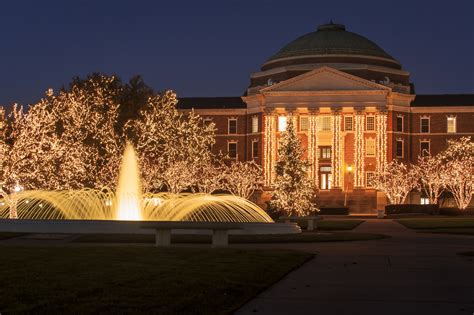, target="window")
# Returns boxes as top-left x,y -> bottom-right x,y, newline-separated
420,197 -> 429,205
228,119 -> 237,134
366,138 -> 376,156
447,116 -> 456,133
366,172 -> 375,188
420,117 -> 430,133
319,166 -> 332,190
320,166 -> 332,172
321,116 -> 331,131
396,115 -> 404,132
366,116 -> 375,131
278,116 -> 287,132
251,116 -> 258,133
203,118 -> 213,127
320,147 -> 331,159
420,141 -> 430,156
300,116 -> 309,132
252,141 -> 259,159
396,139 -> 404,158
228,142 -> 237,158
344,116 -> 353,131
